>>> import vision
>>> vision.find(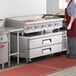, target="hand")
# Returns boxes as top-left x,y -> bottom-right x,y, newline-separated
52,14 -> 57,16
67,24 -> 72,30
44,16 -> 49,19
